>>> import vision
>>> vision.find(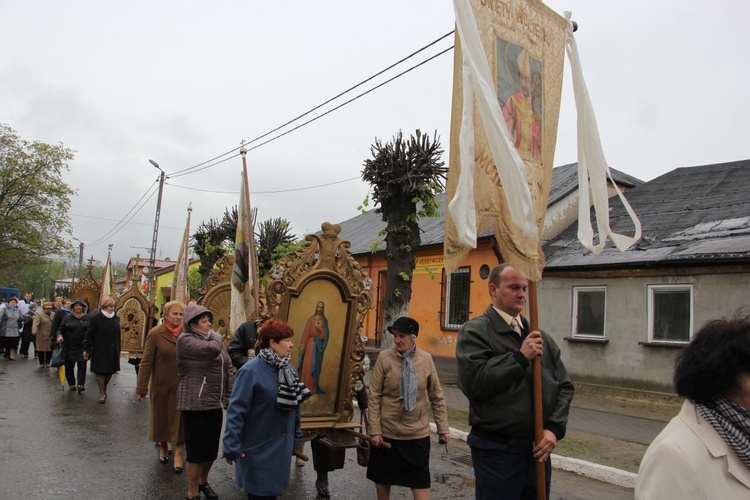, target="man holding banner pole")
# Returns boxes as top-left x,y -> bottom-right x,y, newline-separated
456,264 -> 573,499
